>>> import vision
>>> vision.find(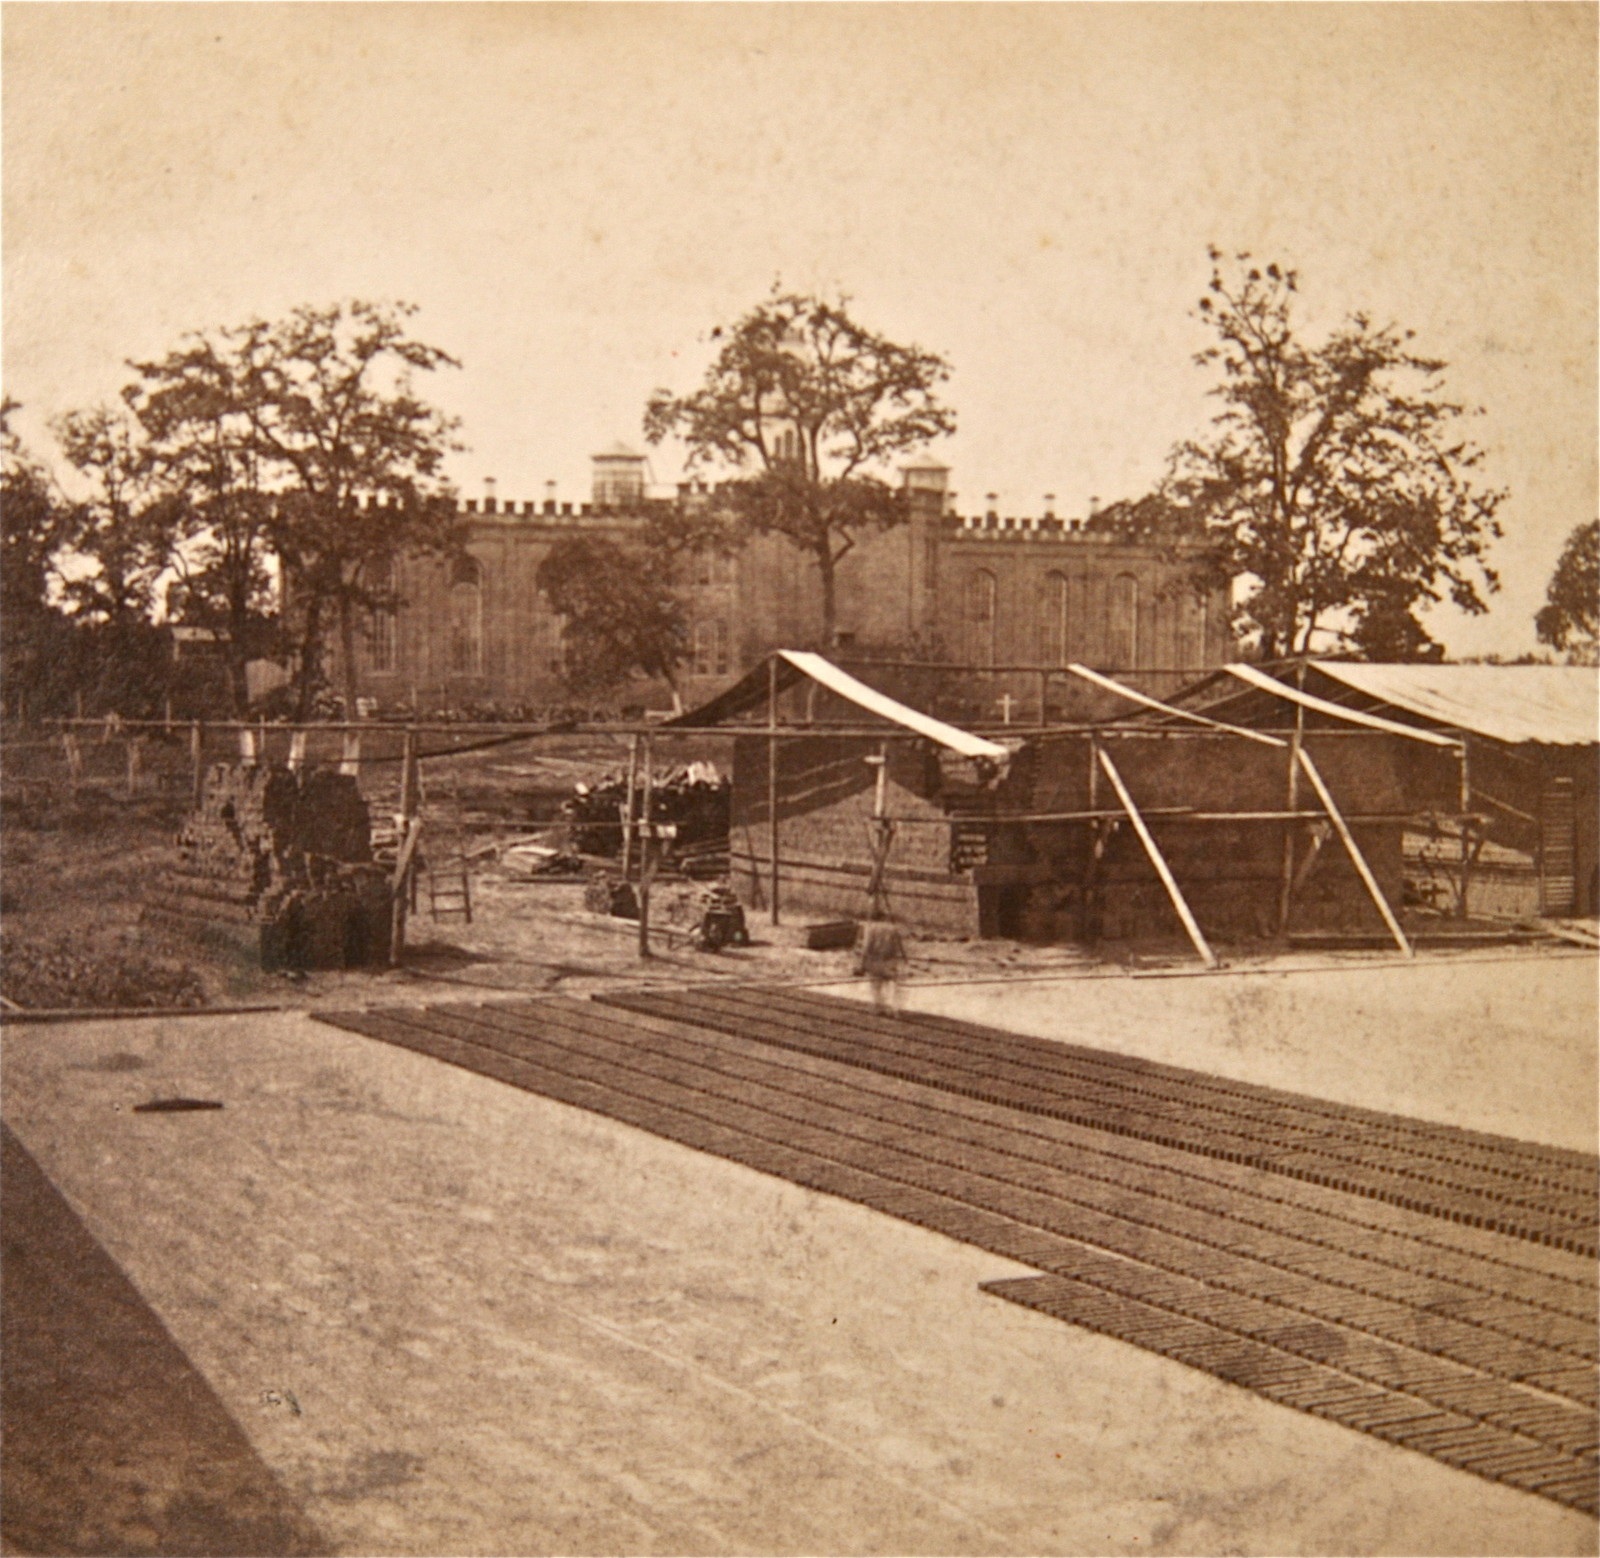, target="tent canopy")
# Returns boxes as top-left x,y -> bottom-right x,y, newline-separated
1307,663 -> 1597,747
669,649 -> 1008,761
1157,661 -> 1596,749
